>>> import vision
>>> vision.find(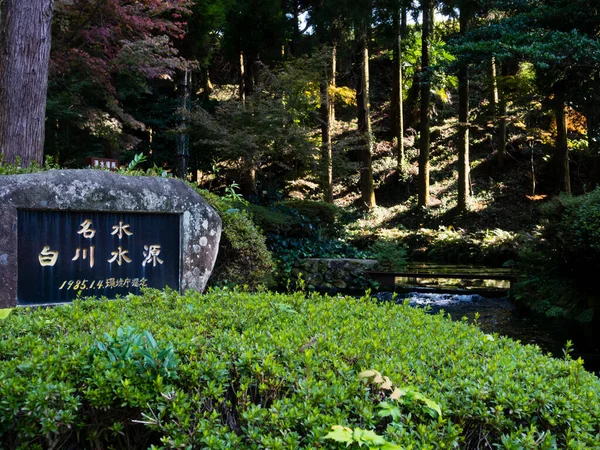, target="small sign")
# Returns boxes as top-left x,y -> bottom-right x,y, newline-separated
85,157 -> 119,171
17,210 -> 181,305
